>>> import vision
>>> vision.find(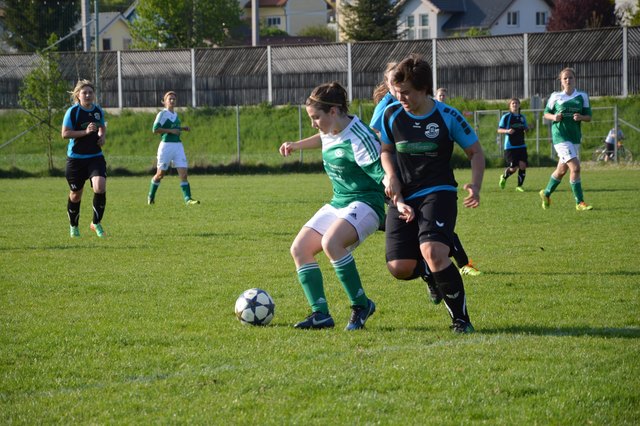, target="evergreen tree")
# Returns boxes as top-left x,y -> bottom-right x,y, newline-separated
340,0 -> 404,41
1,0 -> 80,52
